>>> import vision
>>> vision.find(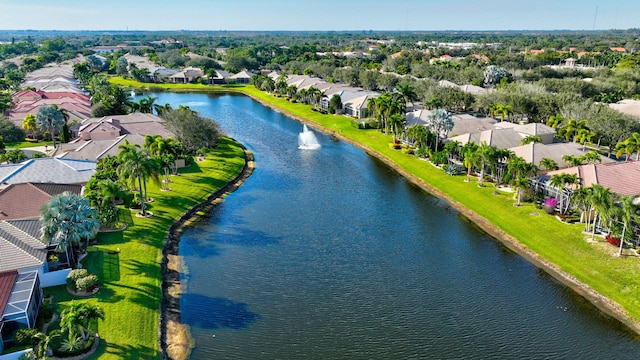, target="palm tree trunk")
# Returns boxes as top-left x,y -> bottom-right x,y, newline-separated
138,176 -> 145,215
618,223 -> 627,256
